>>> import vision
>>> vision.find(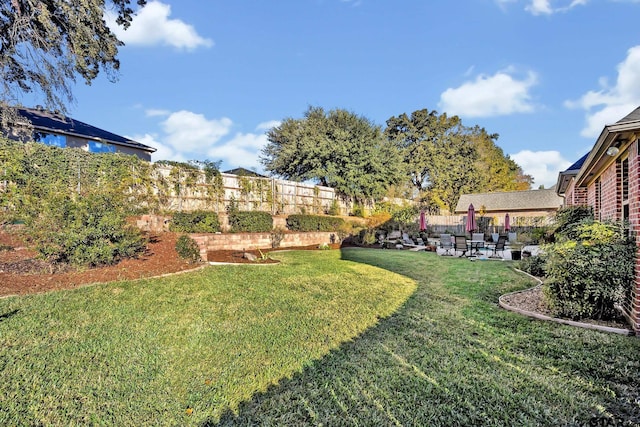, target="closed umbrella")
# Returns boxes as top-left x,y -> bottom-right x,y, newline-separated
466,204 -> 476,237
504,213 -> 510,232
419,210 -> 427,231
